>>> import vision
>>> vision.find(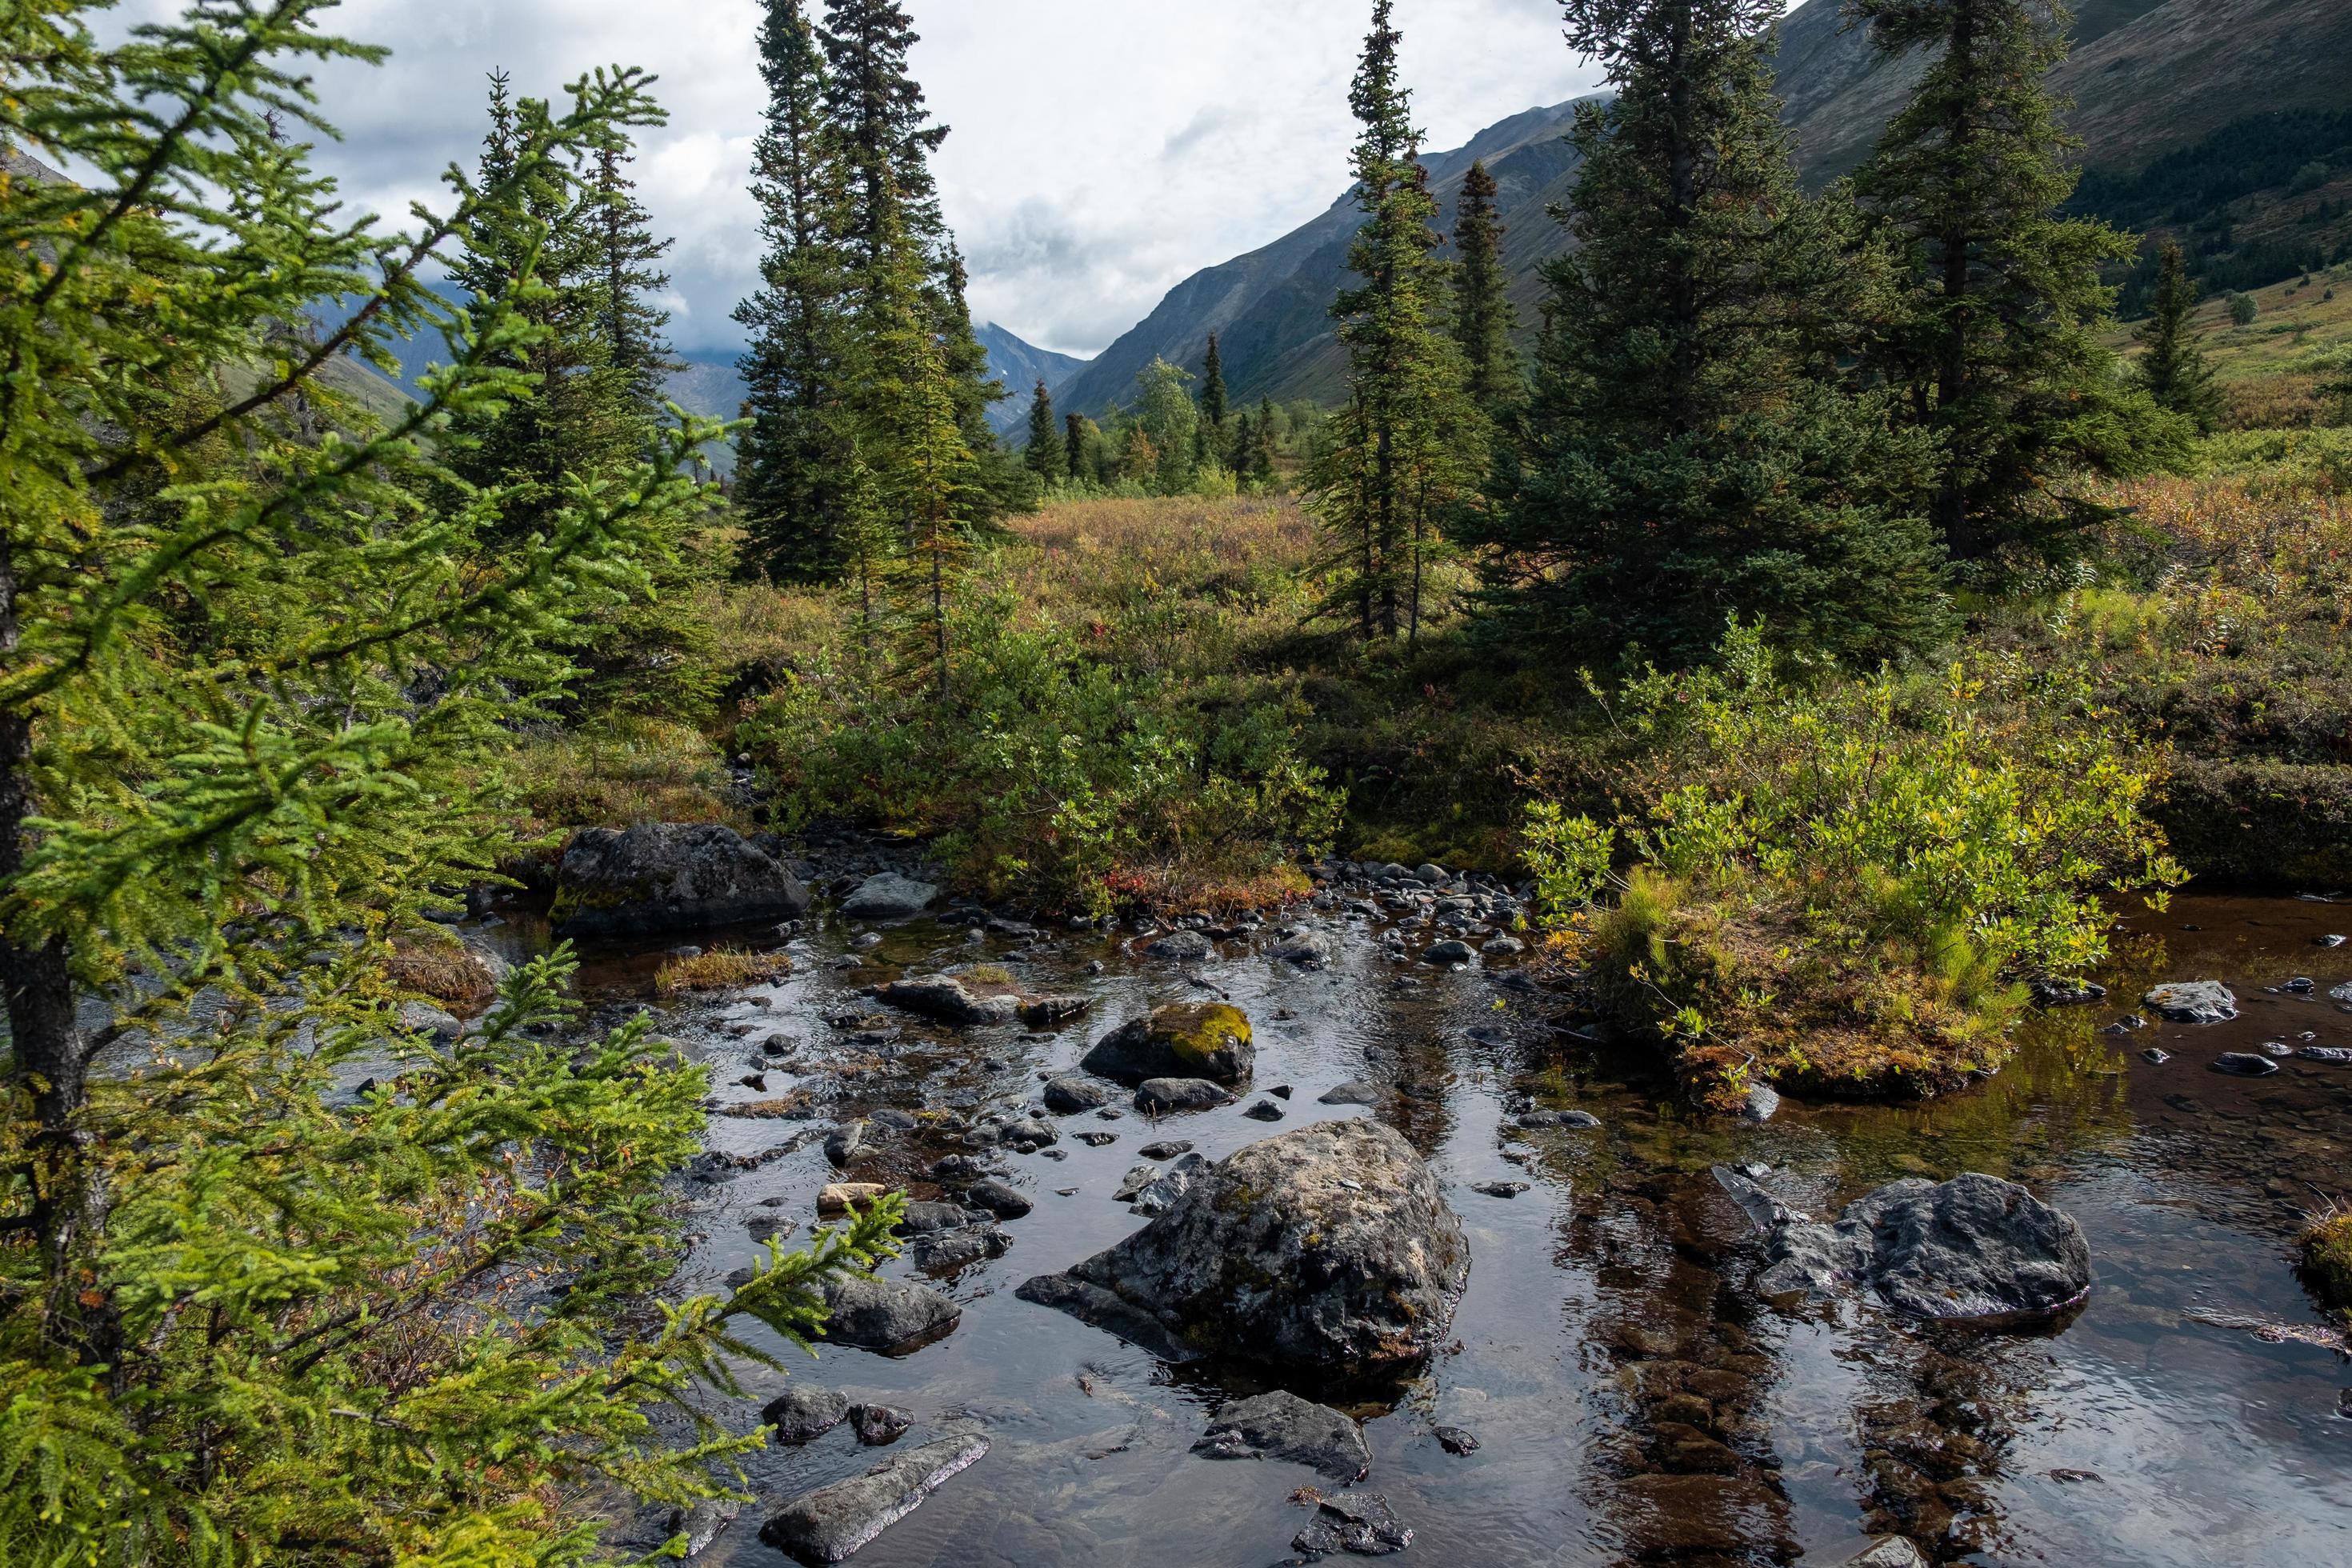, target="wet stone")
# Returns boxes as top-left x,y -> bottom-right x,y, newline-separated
1321,1081 -> 1381,1106
1190,1390 -> 1370,1481
762,1384 -> 850,1445
2142,981 -> 2239,1025
1291,1491 -> 1412,1557
847,1402 -> 913,1446
964,1176 -> 1033,1218
1471,1180 -> 1531,1198
1434,1425 -> 1480,1454
1244,1098 -> 1286,1121
816,1274 -> 962,1355
907,1225 -> 1010,1274
1042,1076 -> 1116,1114
1517,1108 -> 1602,1130
1135,1077 -> 1232,1114
2210,1052 -> 2281,1077
759,1432 -> 987,1566
1139,1140 -> 1194,1159
1077,1130 -> 1119,1146
2142,1048 -> 2173,1064
1130,1152 -> 1213,1216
